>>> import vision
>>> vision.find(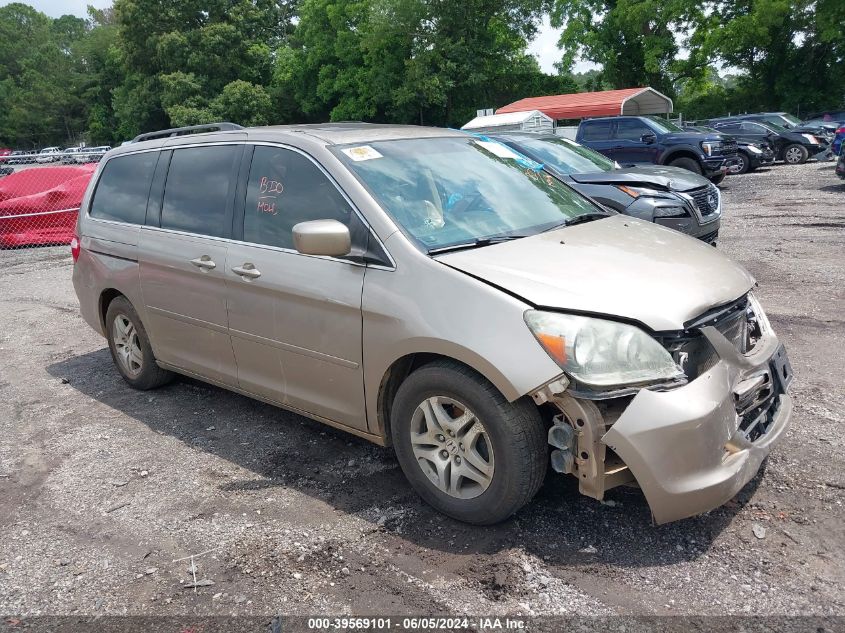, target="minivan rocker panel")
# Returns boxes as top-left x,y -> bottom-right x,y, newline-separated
437,215 -> 754,331
72,123 -> 791,527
